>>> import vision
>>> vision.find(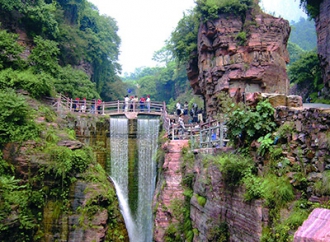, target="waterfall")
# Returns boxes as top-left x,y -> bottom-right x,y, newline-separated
136,118 -> 159,242
110,116 -> 159,242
